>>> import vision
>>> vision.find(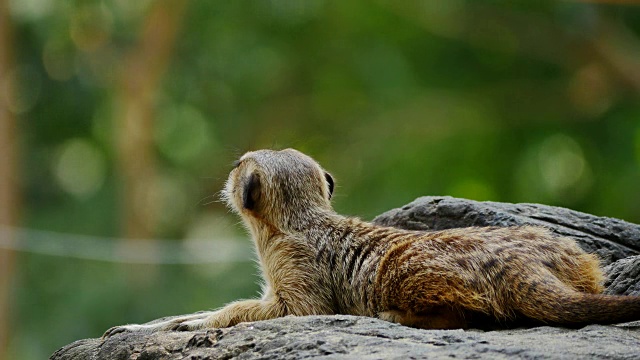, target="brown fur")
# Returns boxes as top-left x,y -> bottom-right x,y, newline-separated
103,149 -> 640,337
